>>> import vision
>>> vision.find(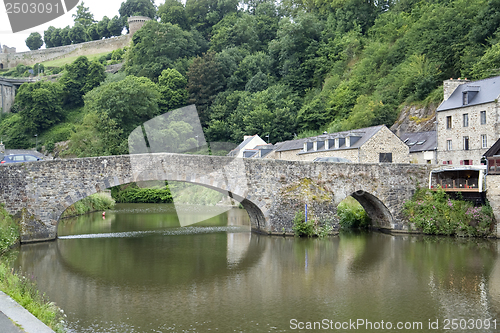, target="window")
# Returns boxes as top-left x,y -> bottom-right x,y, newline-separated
463,113 -> 468,127
463,136 -> 469,150
482,134 -> 488,148
379,153 -> 392,163
480,111 -> 486,125
463,92 -> 468,105
446,116 -> 452,129
447,140 -> 452,151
